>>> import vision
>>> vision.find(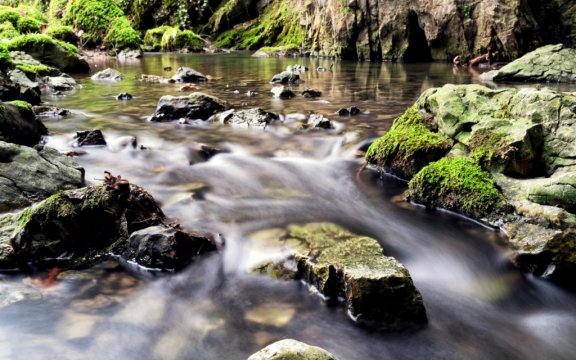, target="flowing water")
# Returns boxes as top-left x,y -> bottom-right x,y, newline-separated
1,53 -> 576,360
